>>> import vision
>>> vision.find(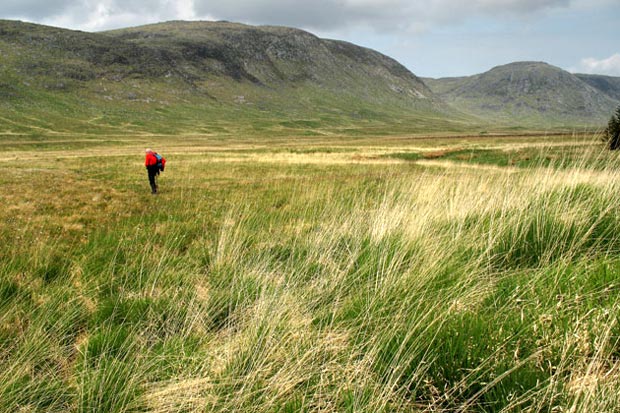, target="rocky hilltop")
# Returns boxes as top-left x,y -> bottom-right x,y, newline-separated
0,20 -> 465,136
575,73 -> 620,102
105,21 -> 432,98
424,62 -> 619,126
